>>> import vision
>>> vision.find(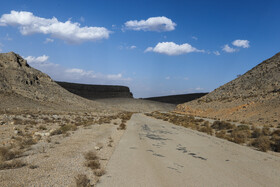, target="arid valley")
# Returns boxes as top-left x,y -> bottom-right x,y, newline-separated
1,51 -> 280,186
1,1 -> 280,186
